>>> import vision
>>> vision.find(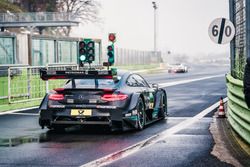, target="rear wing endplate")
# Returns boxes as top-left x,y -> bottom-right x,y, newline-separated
40,68 -> 117,81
